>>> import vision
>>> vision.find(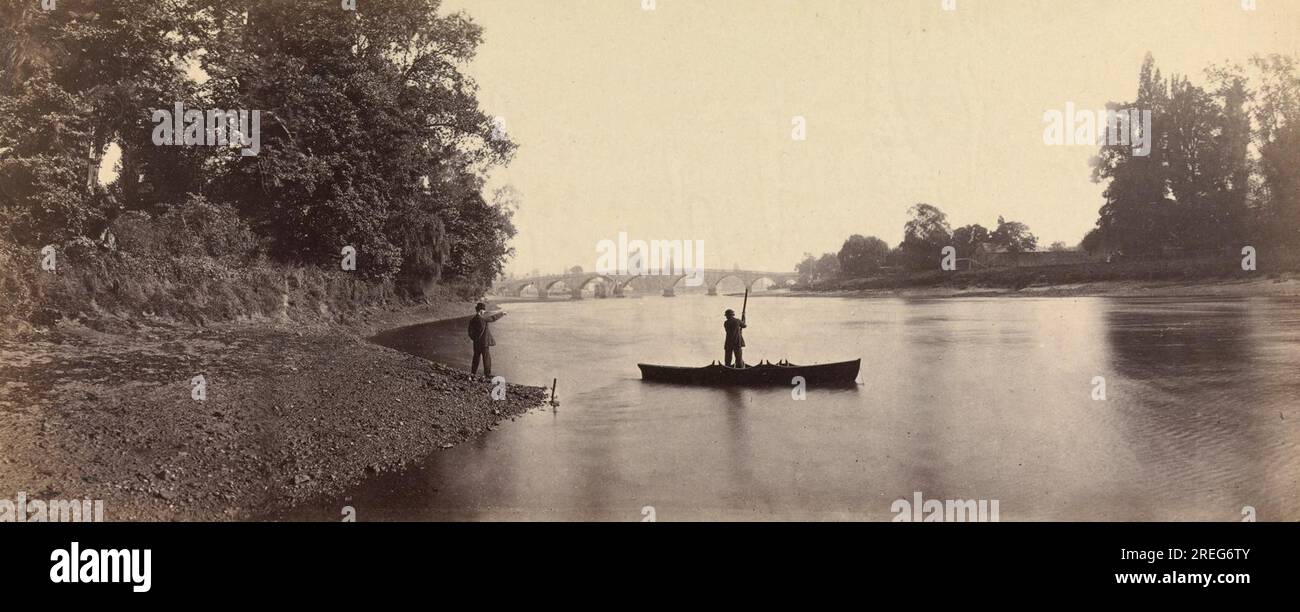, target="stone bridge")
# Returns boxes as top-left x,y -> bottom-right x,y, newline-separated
491,269 -> 799,299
